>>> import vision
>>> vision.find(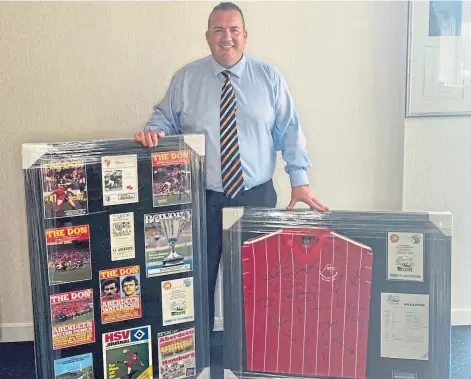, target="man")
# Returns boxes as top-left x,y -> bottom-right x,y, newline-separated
116,350 -> 145,379
121,276 -> 139,297
101,278 -> 121,301
45,184 -> 75,213
134,2 -> 328,332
